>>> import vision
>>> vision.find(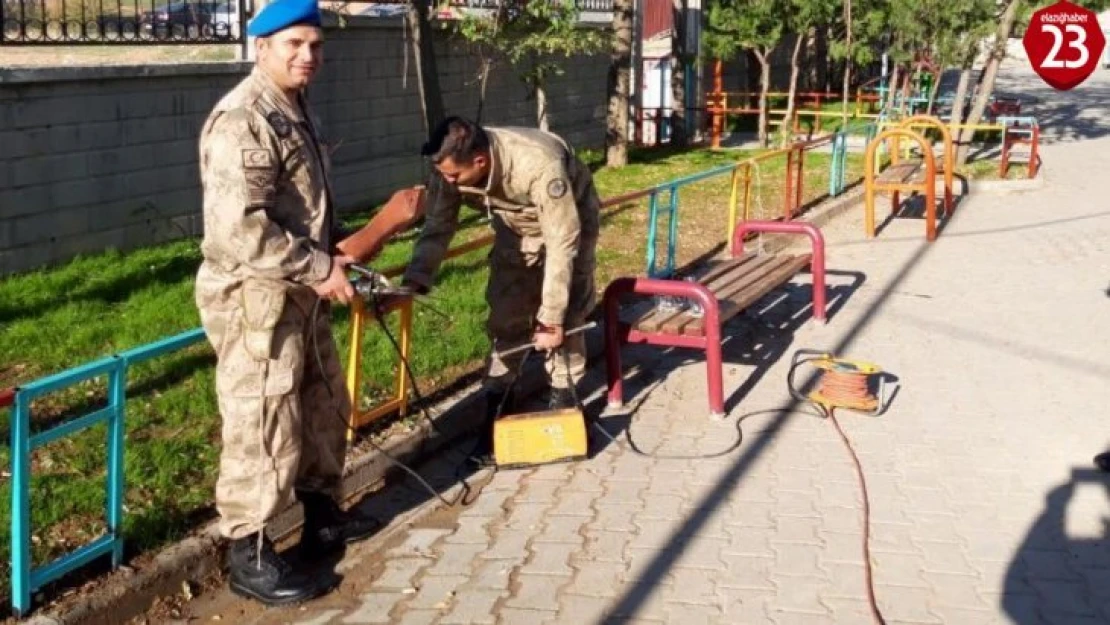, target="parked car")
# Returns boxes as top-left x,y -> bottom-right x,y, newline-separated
138,1 -> 240,39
